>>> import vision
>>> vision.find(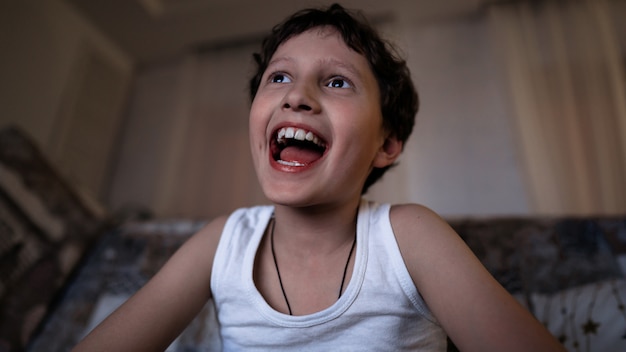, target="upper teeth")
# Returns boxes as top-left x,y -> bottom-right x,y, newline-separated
277,127 -> 324,146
